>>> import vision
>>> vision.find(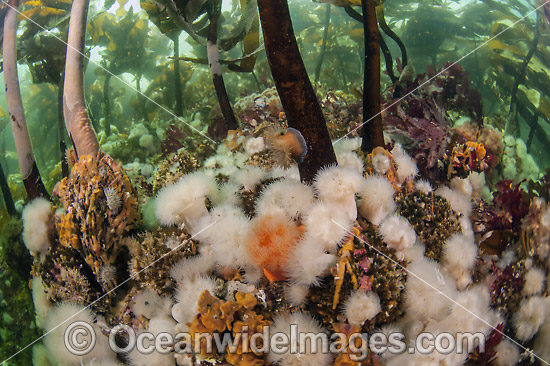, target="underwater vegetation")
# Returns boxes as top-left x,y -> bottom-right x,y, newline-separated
0,0 -> 550,365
